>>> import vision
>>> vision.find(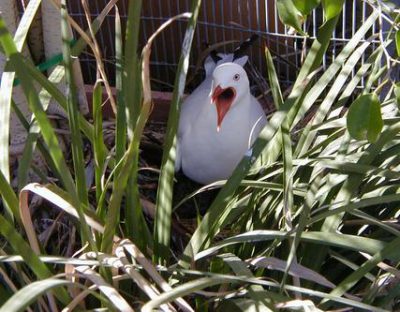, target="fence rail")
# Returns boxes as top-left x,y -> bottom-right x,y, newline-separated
65,0 -> 379,90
